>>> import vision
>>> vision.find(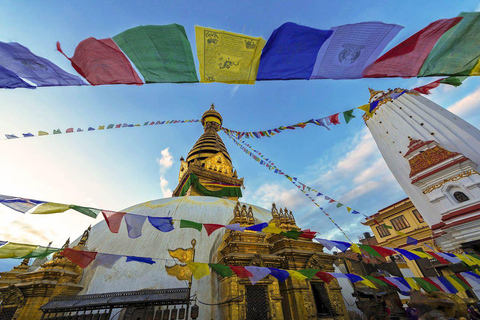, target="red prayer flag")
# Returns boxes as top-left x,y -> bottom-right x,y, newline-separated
229,265 -> 253,278
423,277 -> 444,291
328,199 -> 336,204
329,113 -> 340,125
57,38 -> 143,86
299,229 -> 317,239
370,245 -> 397,258
102,210 -> 127,233
455,273 -> 473,288
61,248 -> 97,268
426,251 -> 449,265
316,271 -> 335,284
363,17 -> 462,78
203,224 -> 225,236
66,128 -> 74,133
412,79 -> 442,94
374,276 -> 397,287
